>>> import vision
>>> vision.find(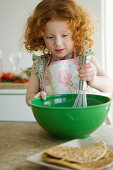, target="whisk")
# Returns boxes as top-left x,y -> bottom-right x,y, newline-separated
73,55 -> 90,107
